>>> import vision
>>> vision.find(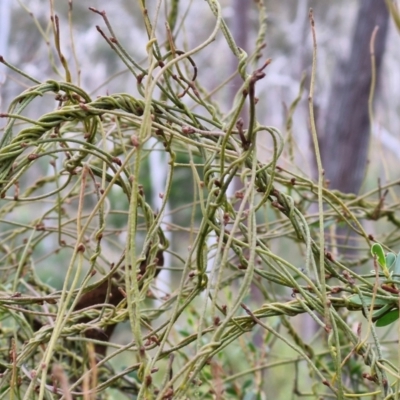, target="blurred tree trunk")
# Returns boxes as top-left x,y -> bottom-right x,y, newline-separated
320,0 -> 389,194
318,0 -> 389,258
